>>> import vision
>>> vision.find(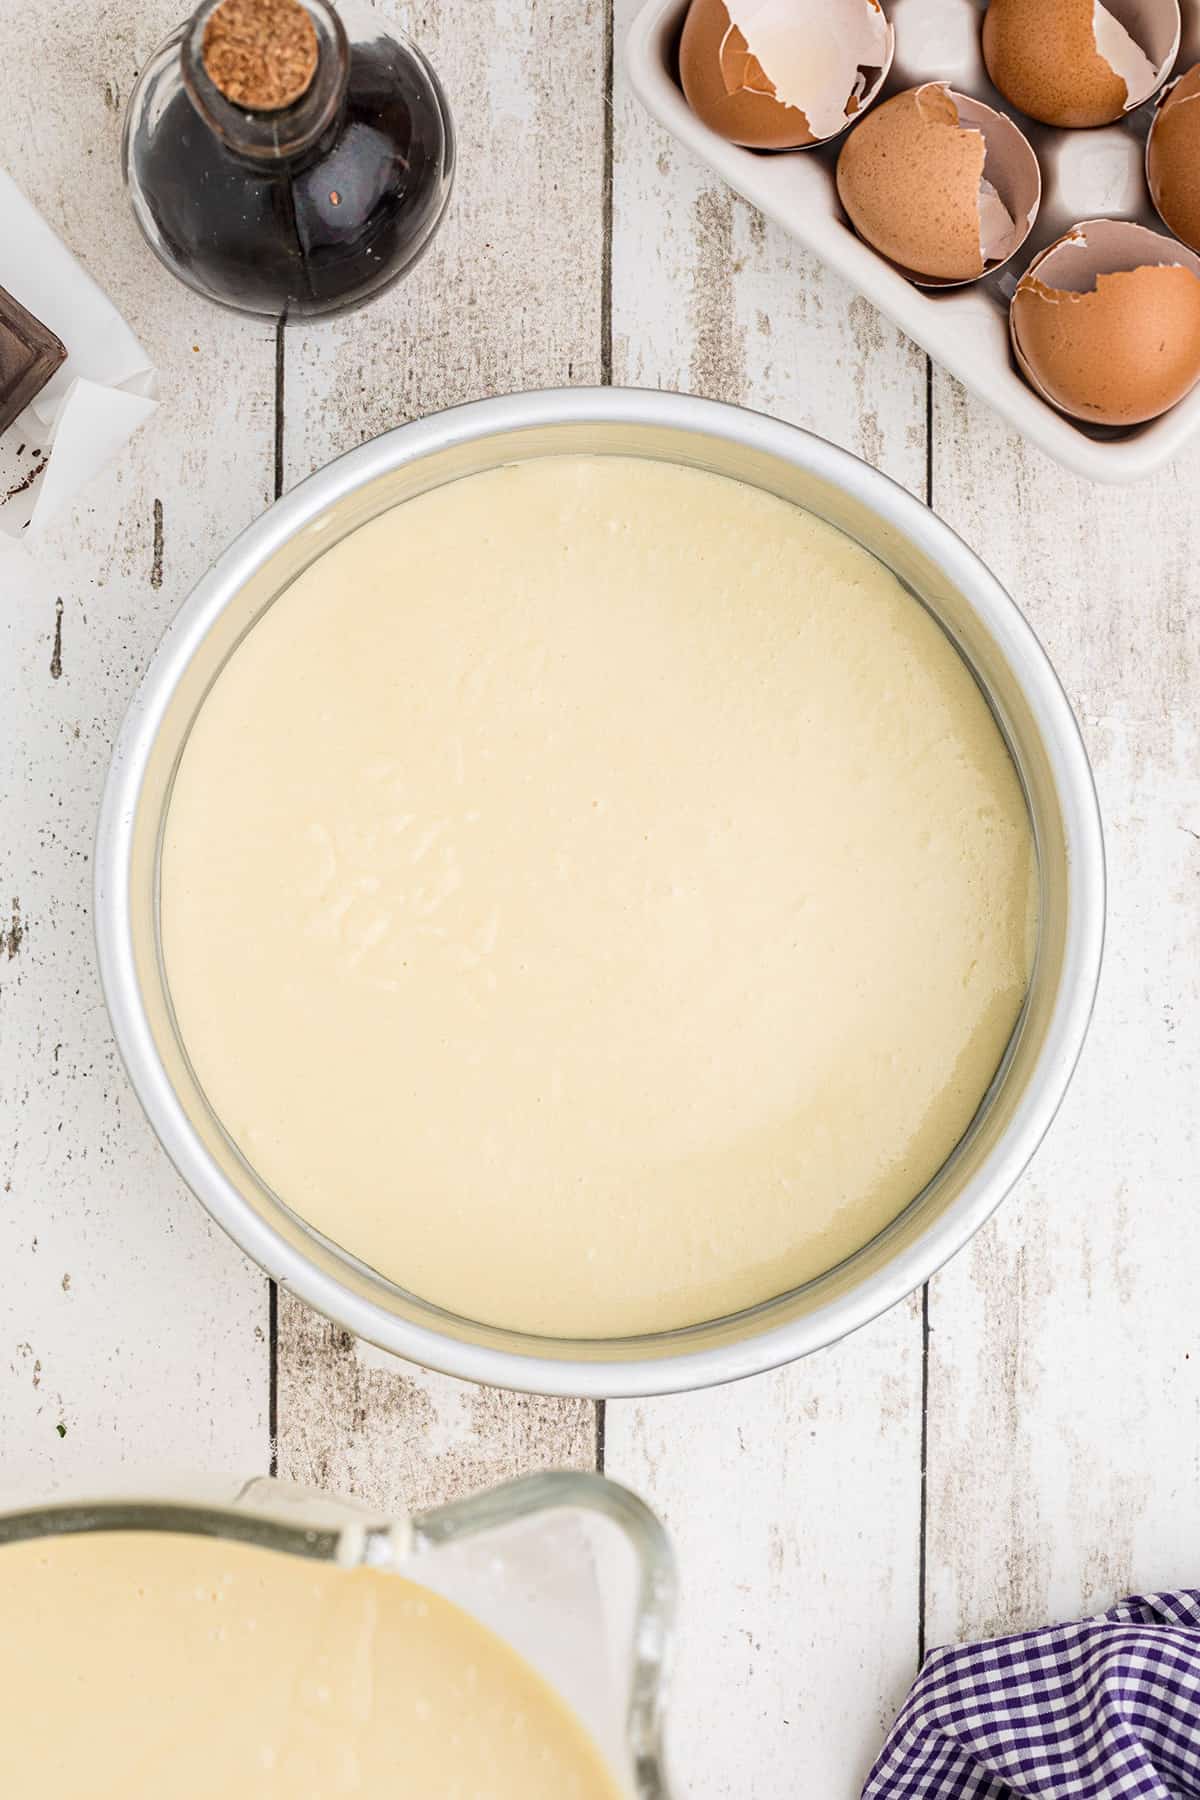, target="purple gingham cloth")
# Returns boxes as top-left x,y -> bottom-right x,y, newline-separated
863,1591 -> 1200,1799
